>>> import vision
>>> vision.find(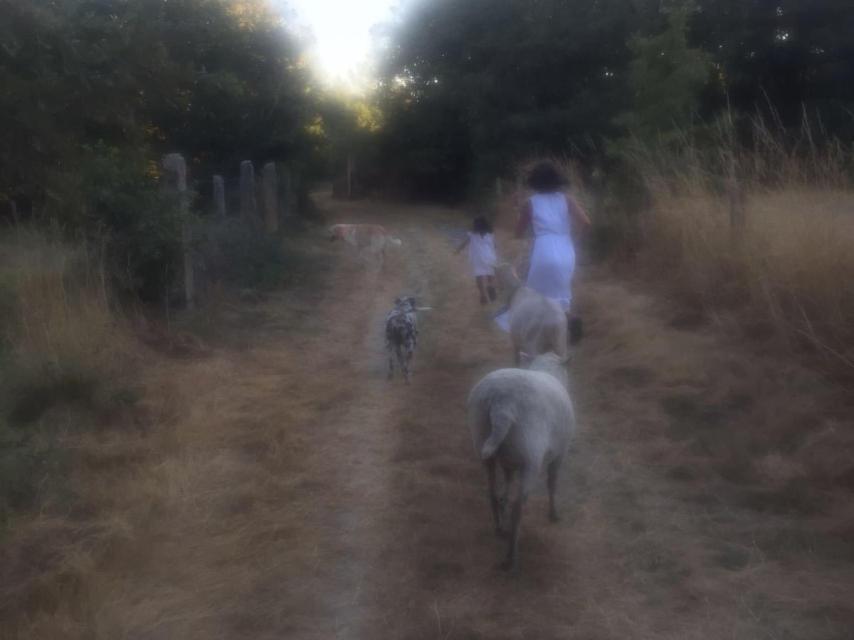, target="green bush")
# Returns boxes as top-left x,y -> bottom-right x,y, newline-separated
196,218 -> 290,291
45,144 -> 185,302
